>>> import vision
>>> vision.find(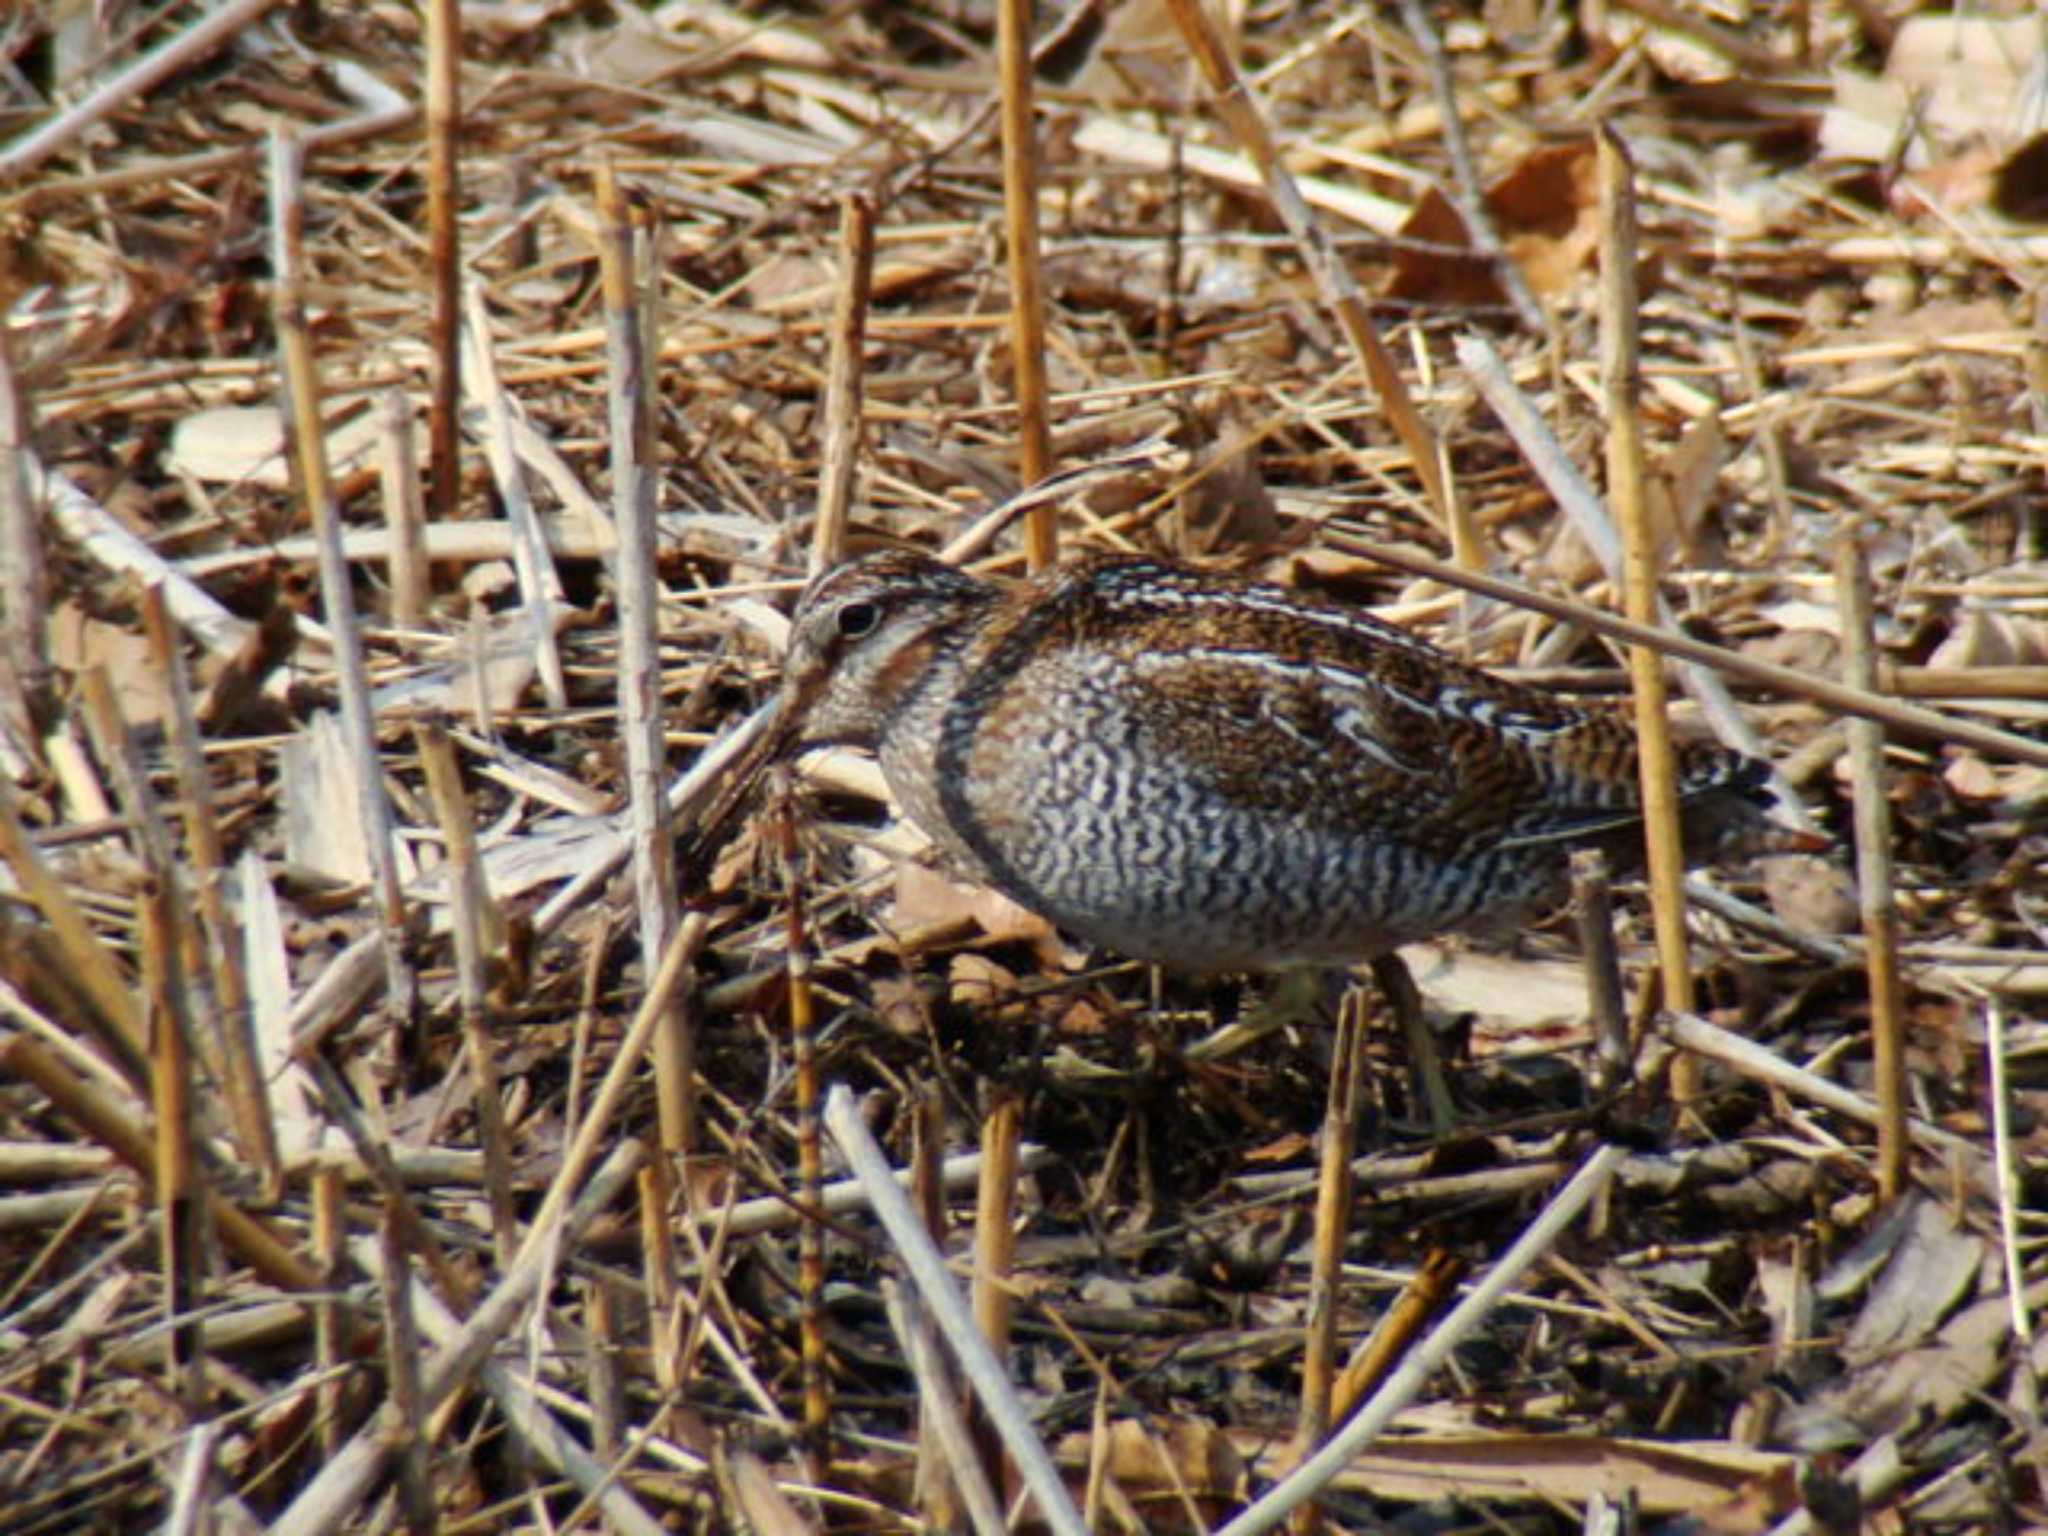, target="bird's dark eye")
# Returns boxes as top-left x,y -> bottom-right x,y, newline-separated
836,599 -> 881,638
